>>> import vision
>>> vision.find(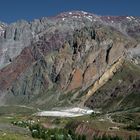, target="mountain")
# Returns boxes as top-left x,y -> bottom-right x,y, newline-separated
0,11 -> 140,112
